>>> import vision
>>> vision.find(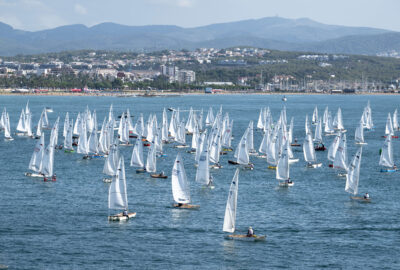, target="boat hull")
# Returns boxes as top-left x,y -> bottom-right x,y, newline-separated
350,196 -> 371,203
108,212 -> 136,221
25,172 -> 43,178
173,204 -> 200,209
150,174 -> 168,179
225,234 -> 266,241
307,163 -> 322,168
